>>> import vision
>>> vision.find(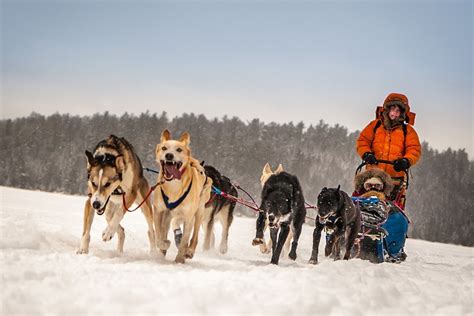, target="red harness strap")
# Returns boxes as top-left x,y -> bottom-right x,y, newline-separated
205,192 -> 218,208
122,182 -> 162,212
